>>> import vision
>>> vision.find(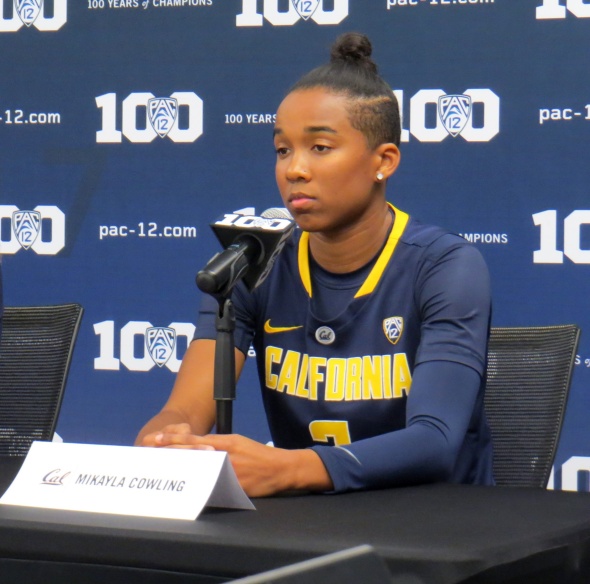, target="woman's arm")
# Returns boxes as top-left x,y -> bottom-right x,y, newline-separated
135,339 -> 246,445
312,360 -> 482,492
